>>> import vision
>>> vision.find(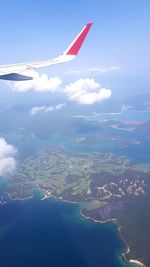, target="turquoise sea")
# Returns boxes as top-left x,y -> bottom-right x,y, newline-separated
87,110 -> 150,122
